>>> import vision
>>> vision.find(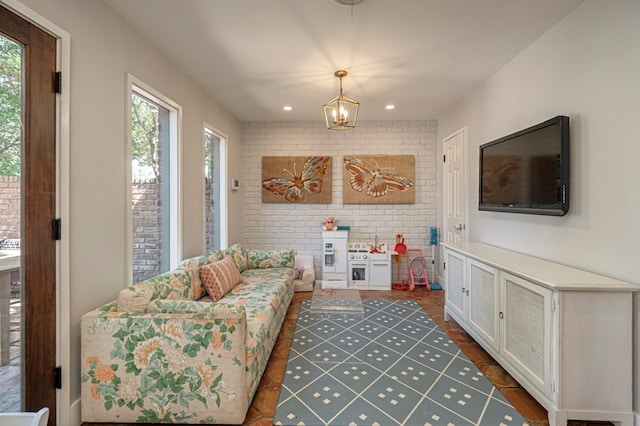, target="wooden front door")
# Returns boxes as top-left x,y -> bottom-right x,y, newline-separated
0,4 -> 57,424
